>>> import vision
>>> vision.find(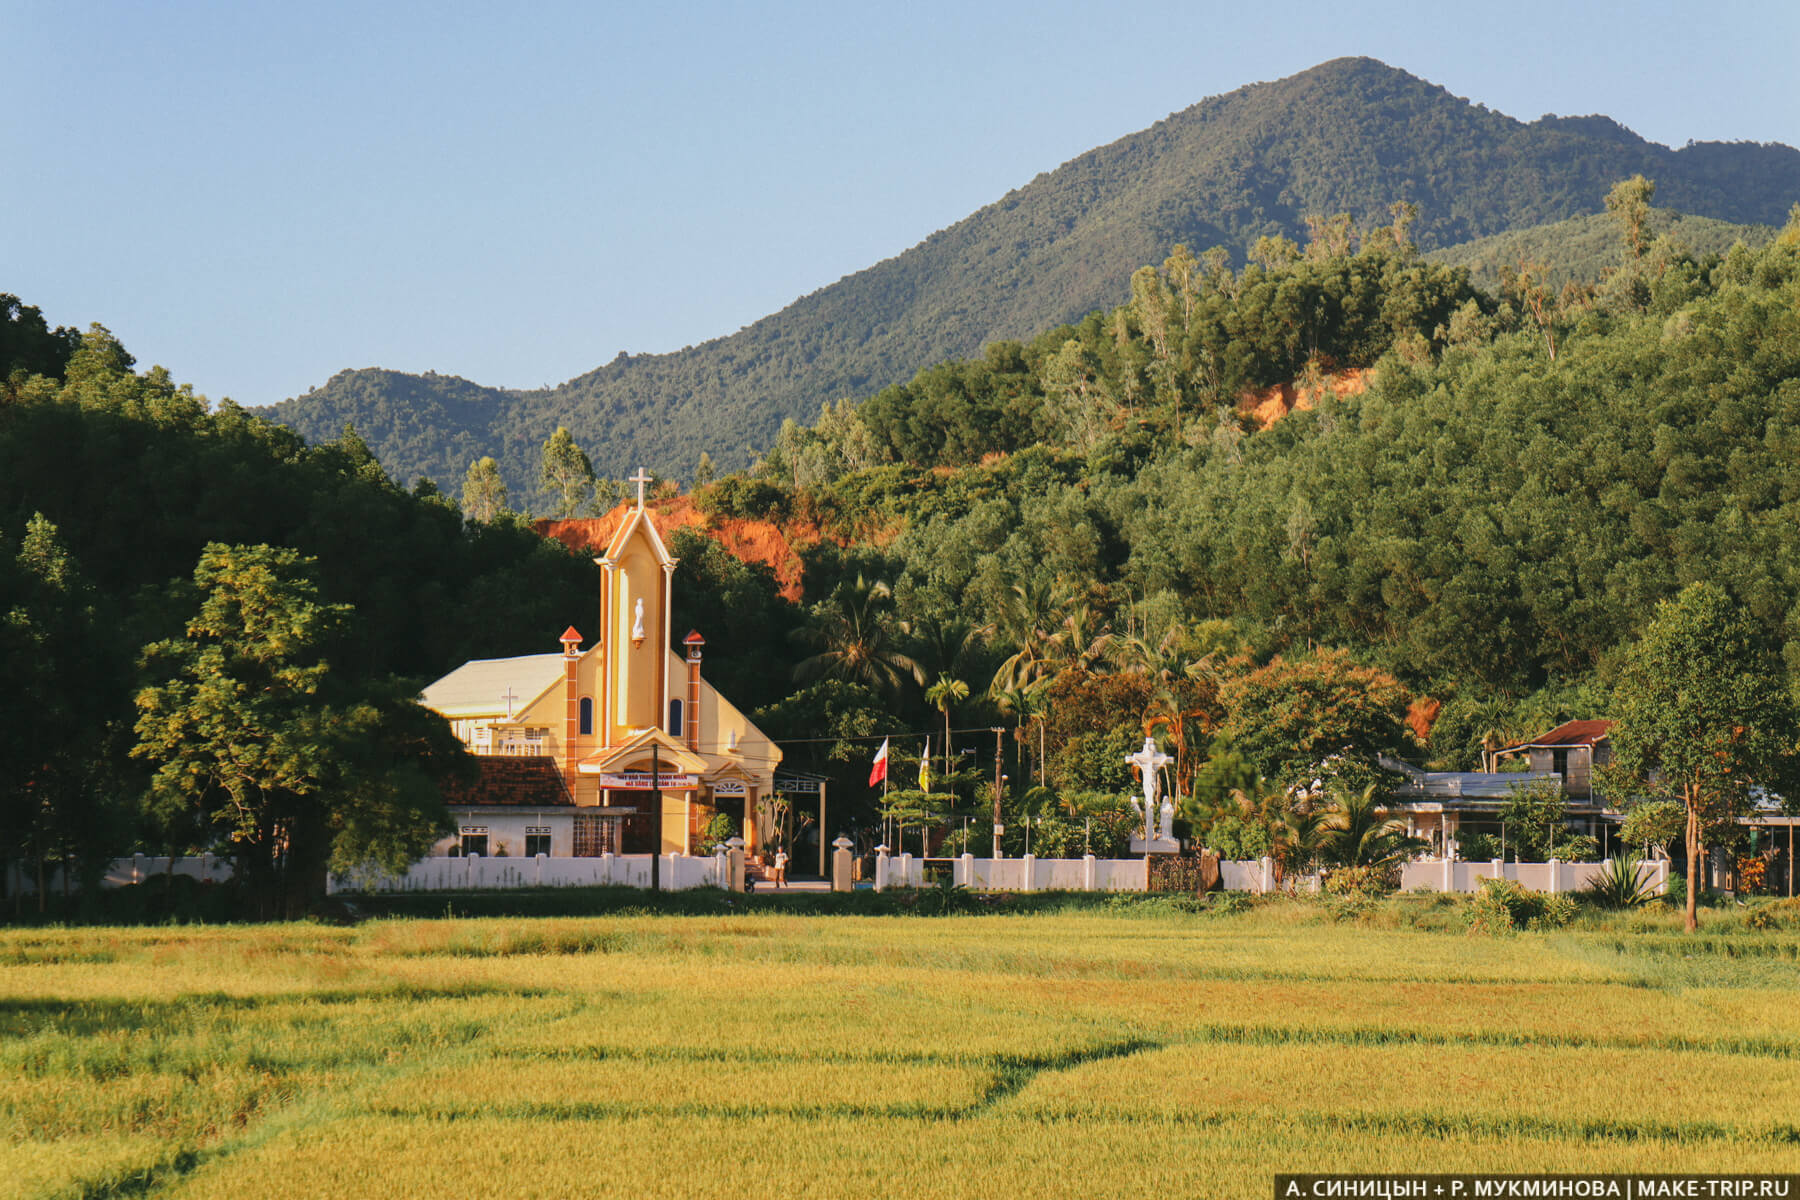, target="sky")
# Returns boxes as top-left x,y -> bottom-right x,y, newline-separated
5,0 -> 1798,409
